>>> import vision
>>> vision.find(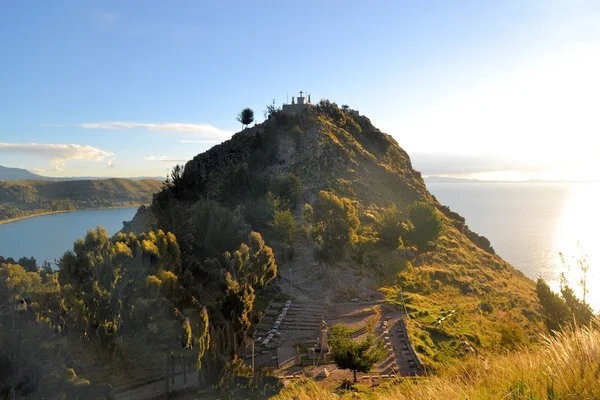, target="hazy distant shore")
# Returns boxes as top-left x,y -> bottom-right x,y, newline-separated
0,205 -> 142,225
